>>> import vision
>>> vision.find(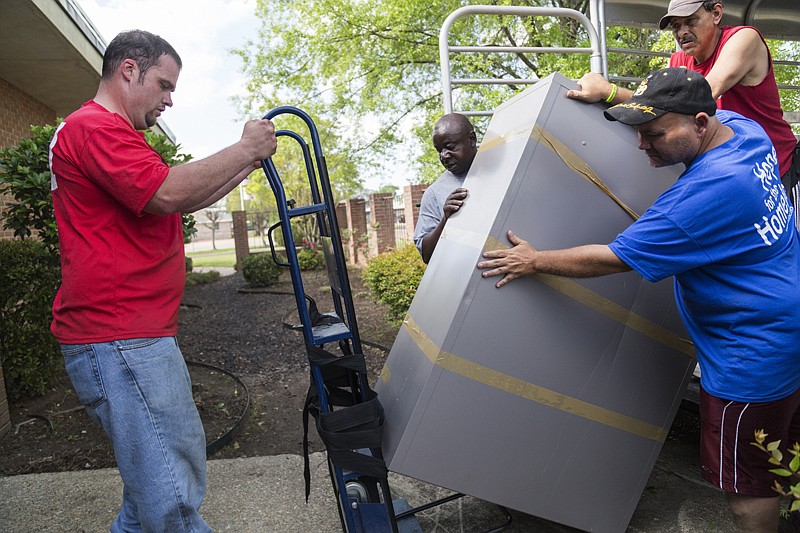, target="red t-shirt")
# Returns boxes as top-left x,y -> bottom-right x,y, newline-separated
49,100 -> 184,344
670,26 -> 796,176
